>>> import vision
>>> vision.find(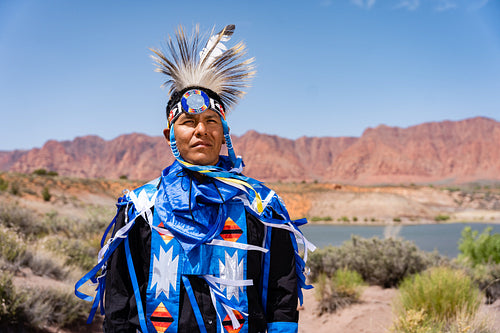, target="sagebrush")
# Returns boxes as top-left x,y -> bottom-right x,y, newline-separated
308,236 -> 445,287
315,268 -> 364,314
392,267 -> 492,333
0,271 -> 88,330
